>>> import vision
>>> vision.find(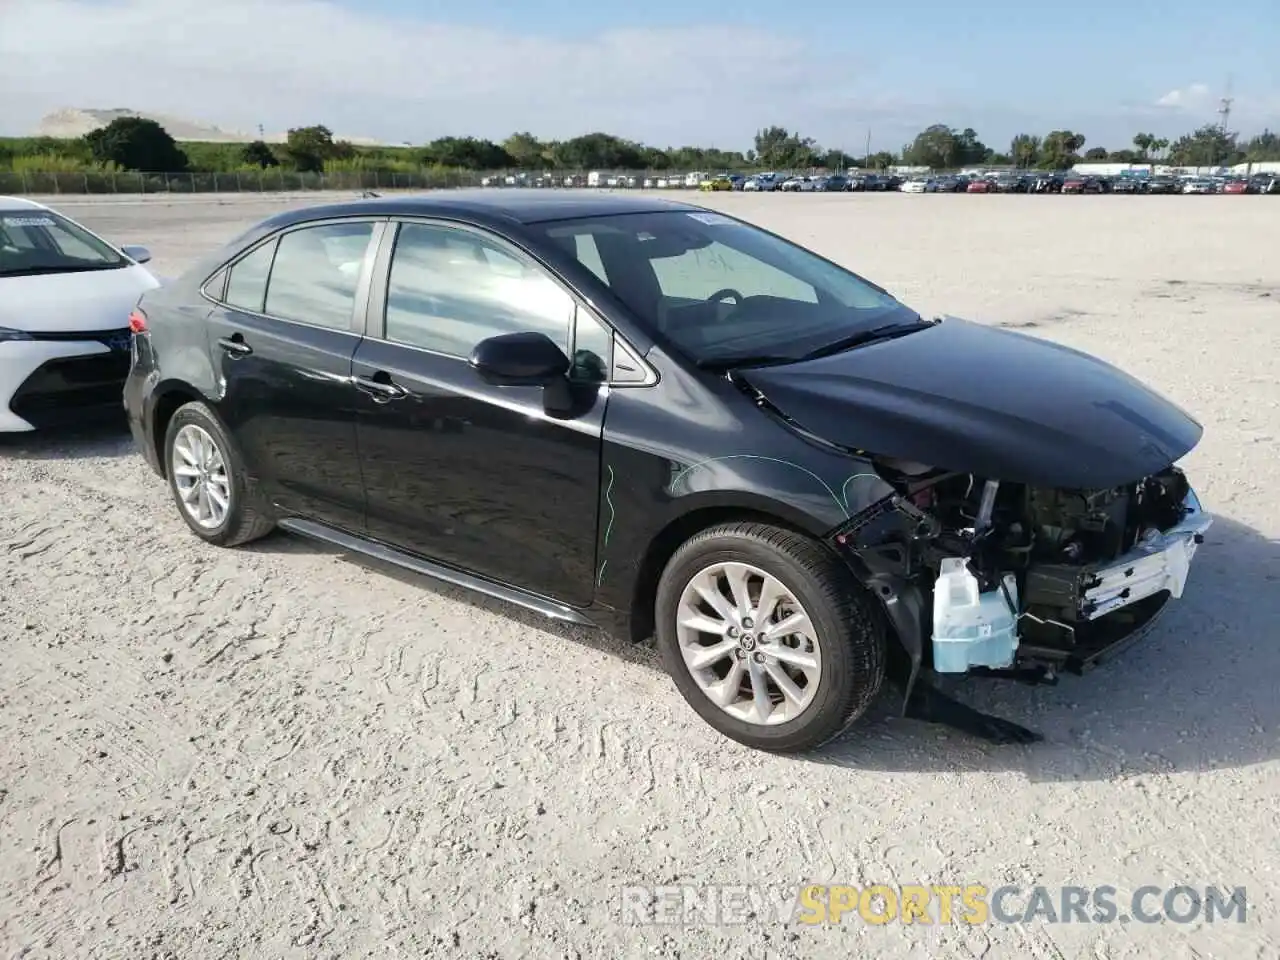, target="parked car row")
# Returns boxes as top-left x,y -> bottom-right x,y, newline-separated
951,171 -> 1280,195
481,168 -> 1280,195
